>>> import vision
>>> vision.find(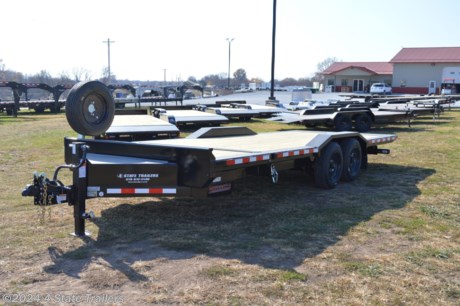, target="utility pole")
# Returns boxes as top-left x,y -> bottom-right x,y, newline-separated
162,68 -> 167,85
226,38 -> 234,89
102,38 -> 115,83
268,0 -> 277,102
